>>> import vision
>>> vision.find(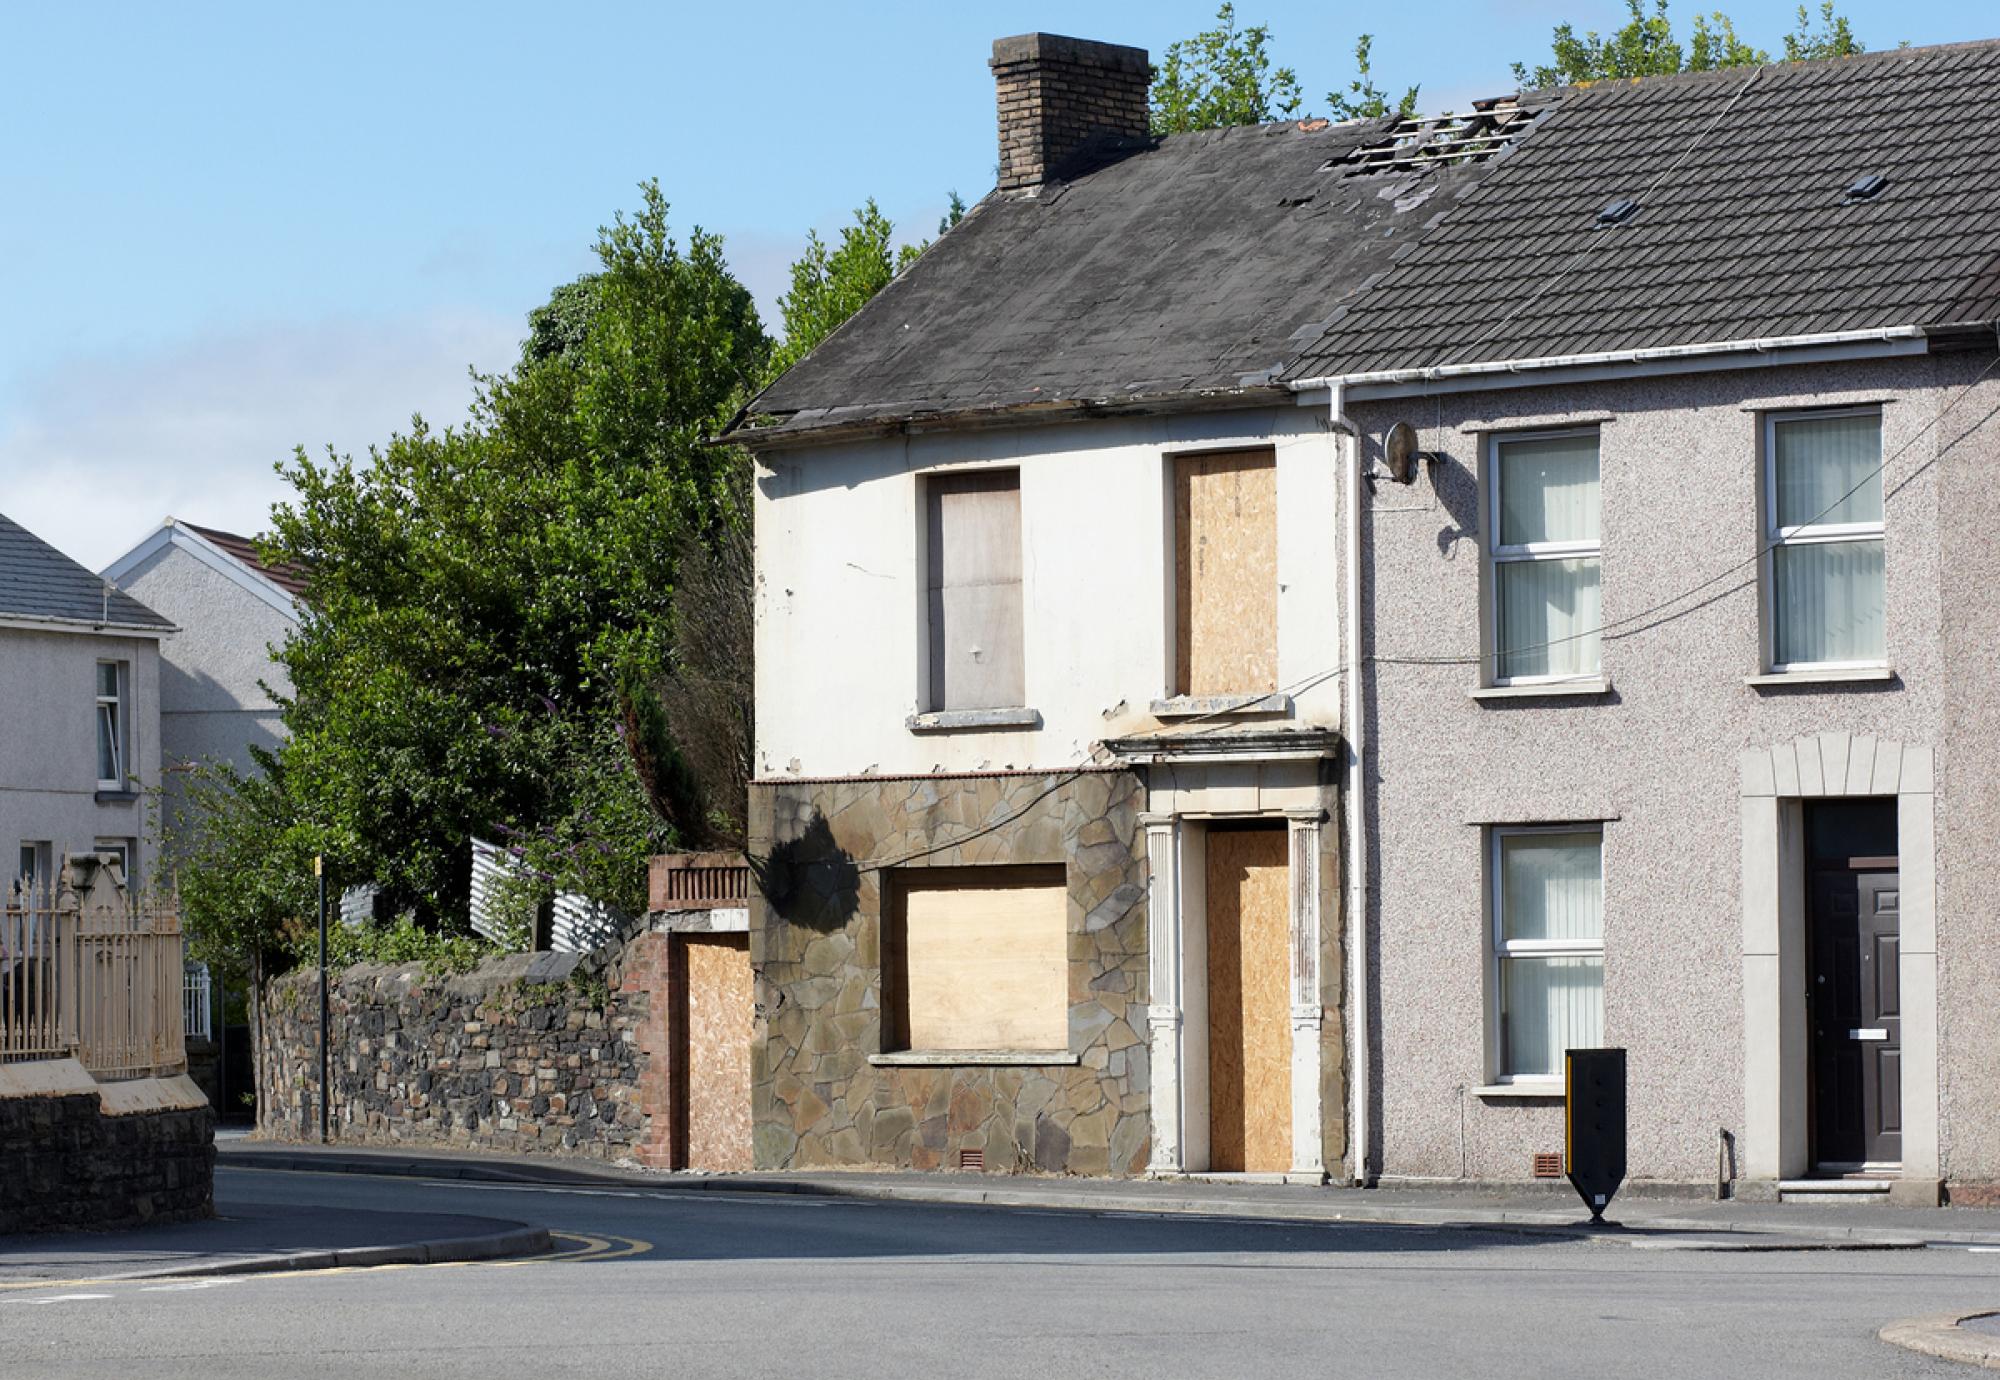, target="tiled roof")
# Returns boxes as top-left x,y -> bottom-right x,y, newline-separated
735,39 -> 2000,445
733,111 -> 1528,443
1288,39 -> 2000,379
183,522 -> 310,599
0,513 -> 172,631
